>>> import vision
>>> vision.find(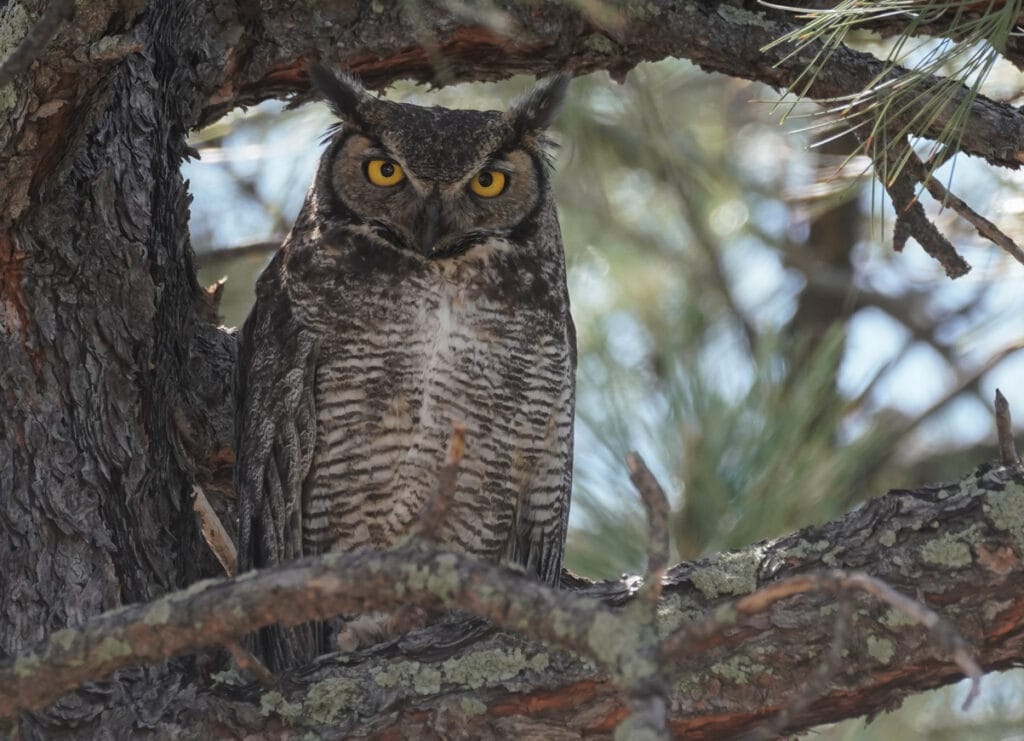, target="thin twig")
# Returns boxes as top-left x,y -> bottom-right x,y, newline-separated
904,149 -> 1024,268
224,641 -> 273,687
625,452 -> 671,602
412,420 -> 466,541
995,389 -> 1019,466
623,452 -> 672,740
0,0 -> 75,88
663,570 -> 983,710
840,571 -> 982,710
742,594 -> 854,741
192,485 -> 237,577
